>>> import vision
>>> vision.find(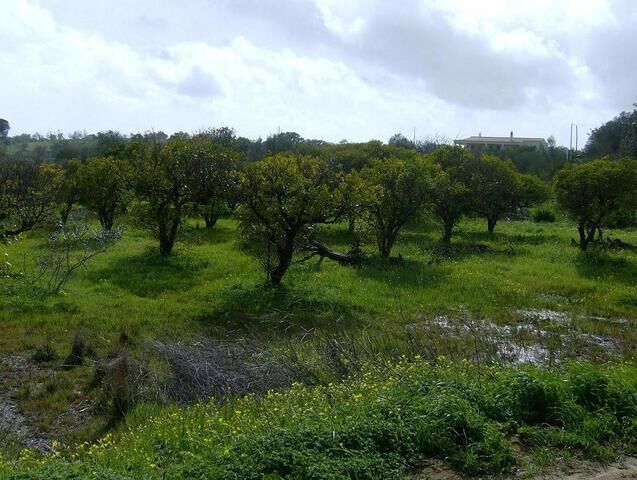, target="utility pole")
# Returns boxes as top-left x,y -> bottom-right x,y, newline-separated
575,124 -> 579,156
569,123 -> 573,161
